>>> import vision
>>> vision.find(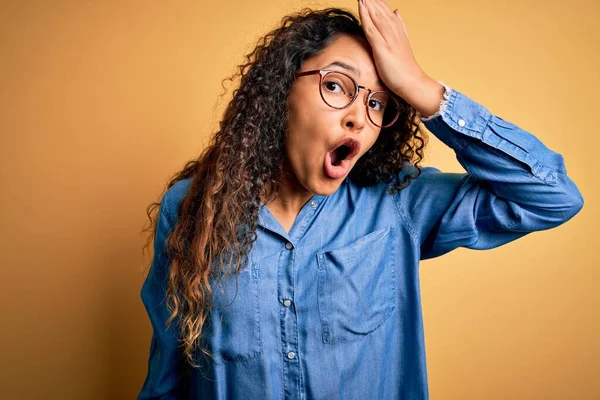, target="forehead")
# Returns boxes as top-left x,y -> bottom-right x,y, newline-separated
305,35 -> 385,90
